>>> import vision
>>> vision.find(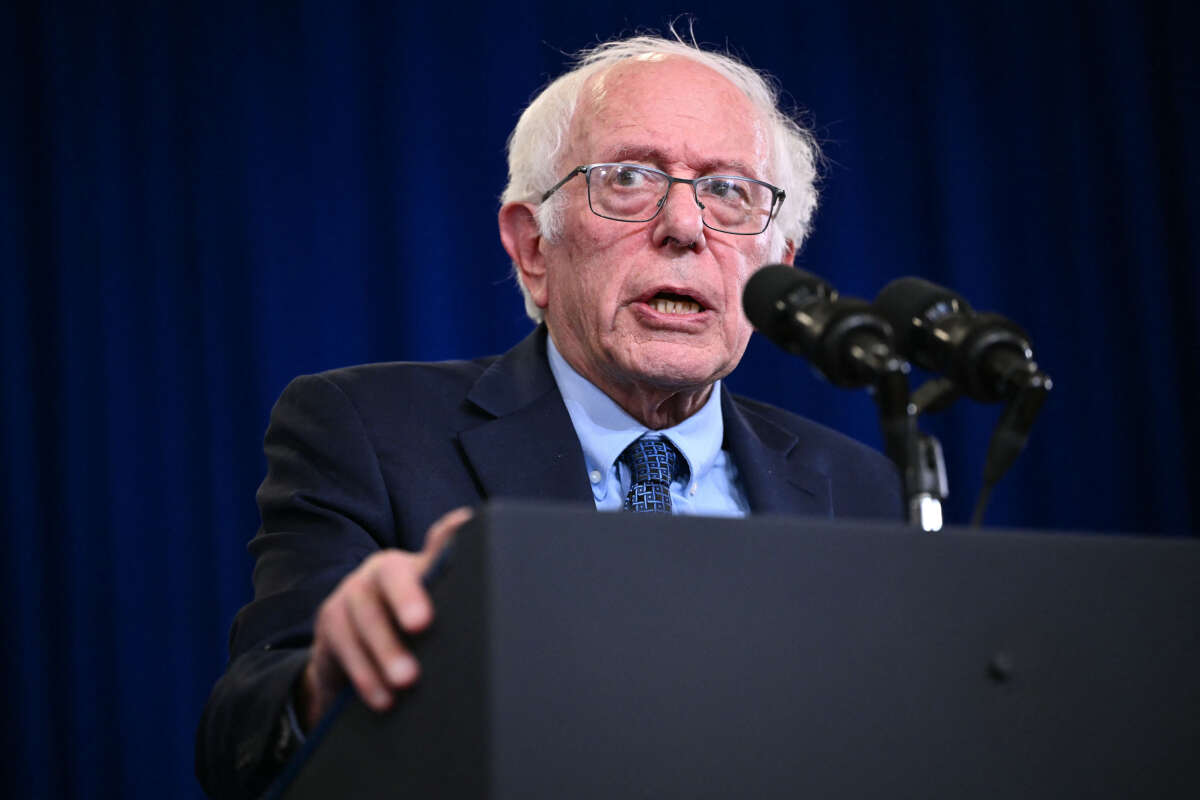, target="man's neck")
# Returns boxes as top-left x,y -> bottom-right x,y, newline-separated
546,334 -> 715,429
602,381 -> 714,430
